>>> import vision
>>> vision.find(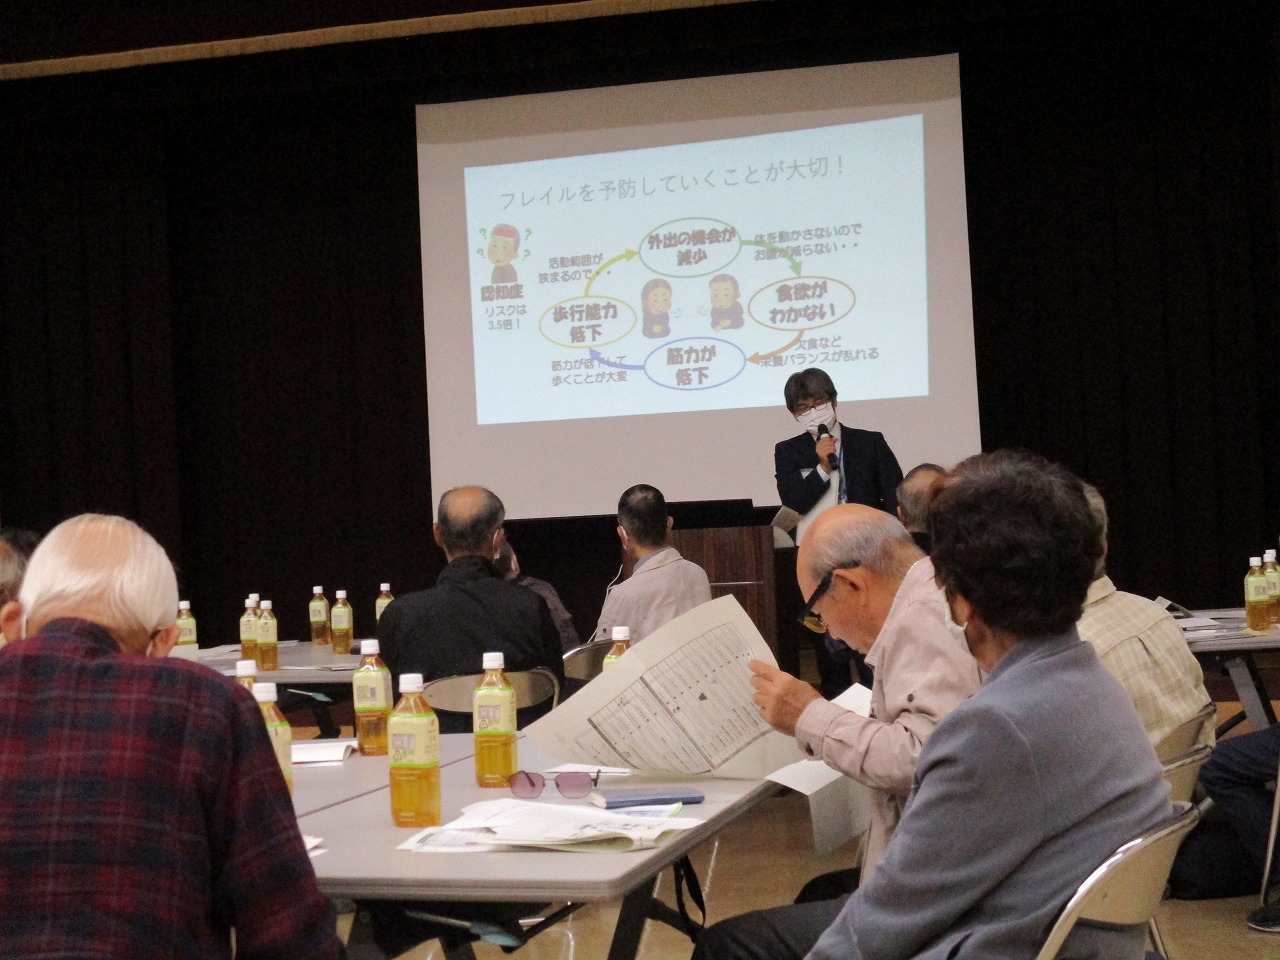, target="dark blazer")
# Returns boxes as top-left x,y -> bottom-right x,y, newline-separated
377,555 -> 566,732
774,424 -> 903,517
